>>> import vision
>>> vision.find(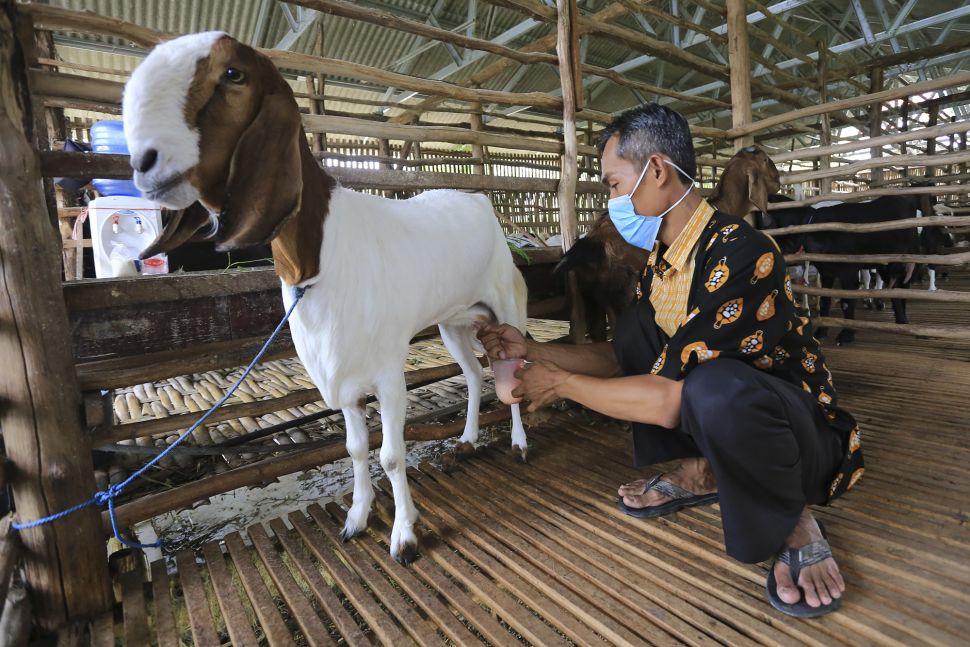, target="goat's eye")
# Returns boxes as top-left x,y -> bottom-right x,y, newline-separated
225,67 -> 245,83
